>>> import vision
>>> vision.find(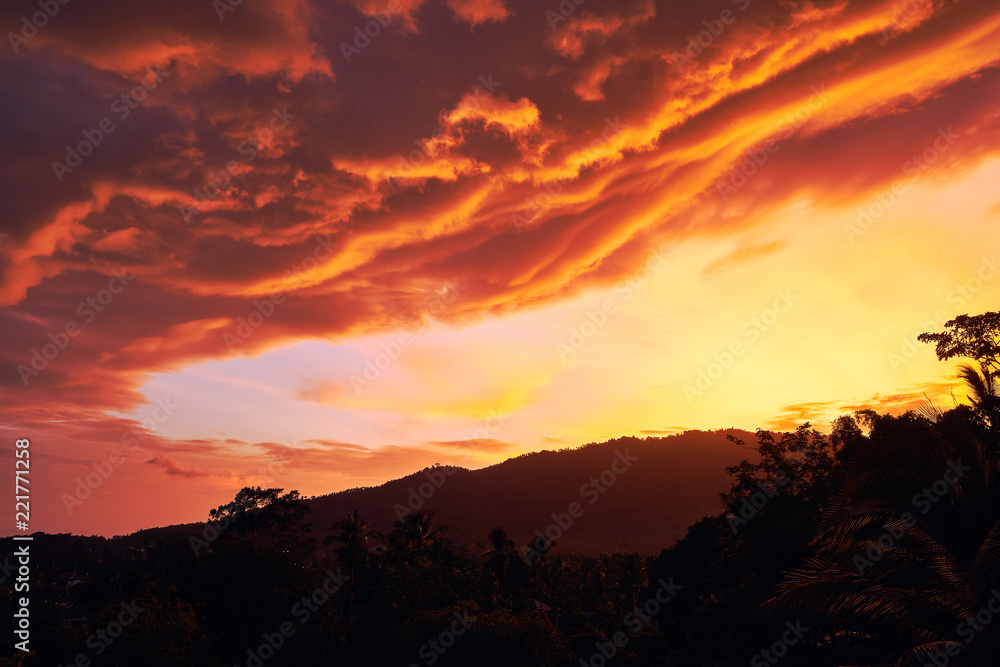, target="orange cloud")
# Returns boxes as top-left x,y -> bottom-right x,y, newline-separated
346,0 -> 427,31
146,456 -> 206,477
427,438 -> 517,452
547,1 -> 656,59
446,0 -> 509,26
